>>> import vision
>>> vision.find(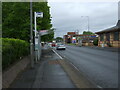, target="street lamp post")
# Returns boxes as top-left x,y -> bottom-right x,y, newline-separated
81,16 -> 89,31
81,16 -> 90,45
30,0 -> 34,68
